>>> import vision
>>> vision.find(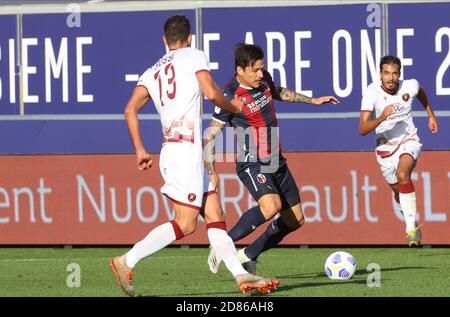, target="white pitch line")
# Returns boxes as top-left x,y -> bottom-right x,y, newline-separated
0,255 -> 201,262
0,258 -> 86,262
0,254 -> 278,263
